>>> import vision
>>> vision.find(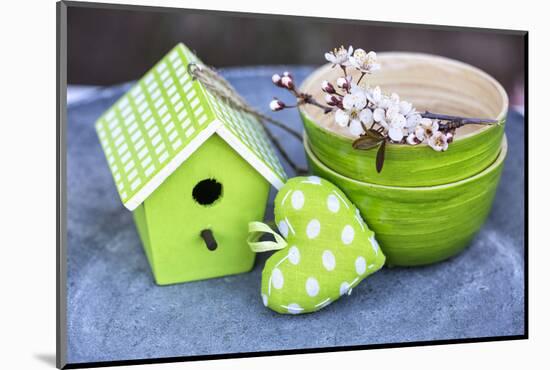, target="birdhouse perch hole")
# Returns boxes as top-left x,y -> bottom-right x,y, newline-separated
192,178 -> 223,206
